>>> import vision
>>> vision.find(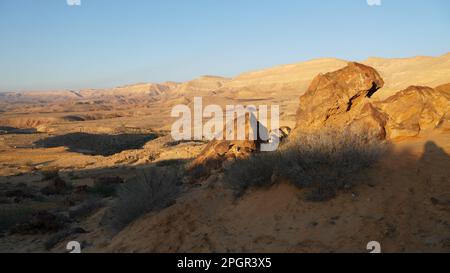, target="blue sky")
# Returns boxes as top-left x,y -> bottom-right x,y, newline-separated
0,0 -> 449,91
